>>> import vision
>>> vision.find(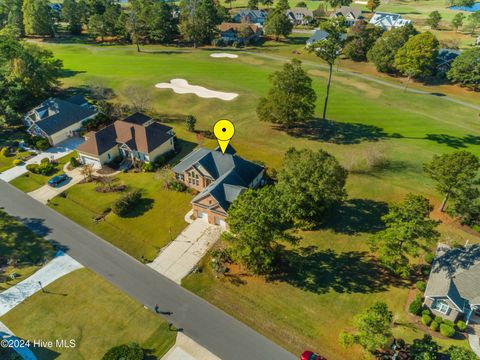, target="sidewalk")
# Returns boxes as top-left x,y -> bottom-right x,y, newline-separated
0,252 -> 83,316
148,219 -> 221,284
0,137 -> 83,183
